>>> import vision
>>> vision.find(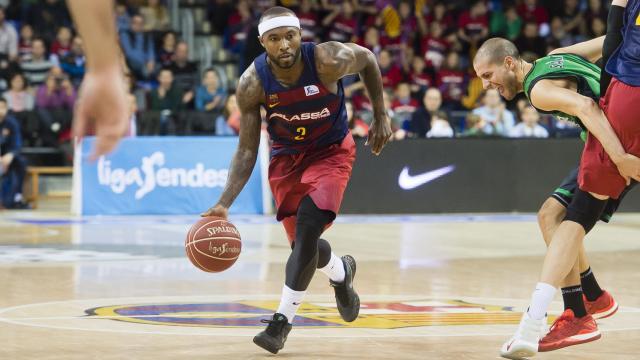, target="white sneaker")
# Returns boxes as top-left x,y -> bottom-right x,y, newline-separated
500,311 -> 547,359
